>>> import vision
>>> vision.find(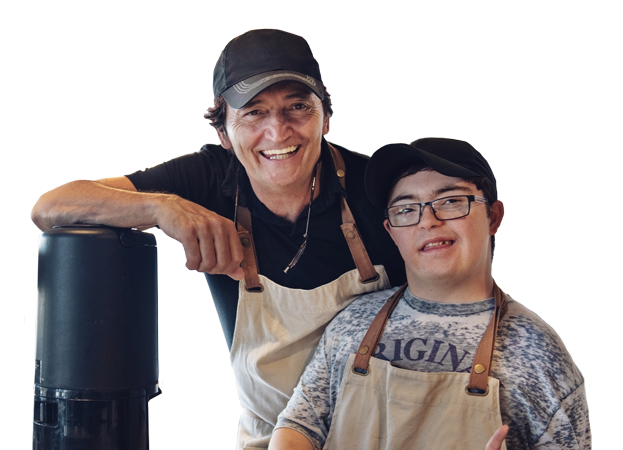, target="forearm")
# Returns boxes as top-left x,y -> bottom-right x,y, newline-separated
269,428 -> 315,450
31,179 -> 169,231
32,177 -> 244,276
